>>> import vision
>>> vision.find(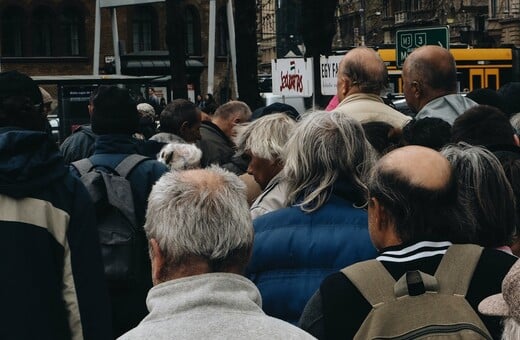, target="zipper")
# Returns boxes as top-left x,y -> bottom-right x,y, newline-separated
372,323 -> 493,340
